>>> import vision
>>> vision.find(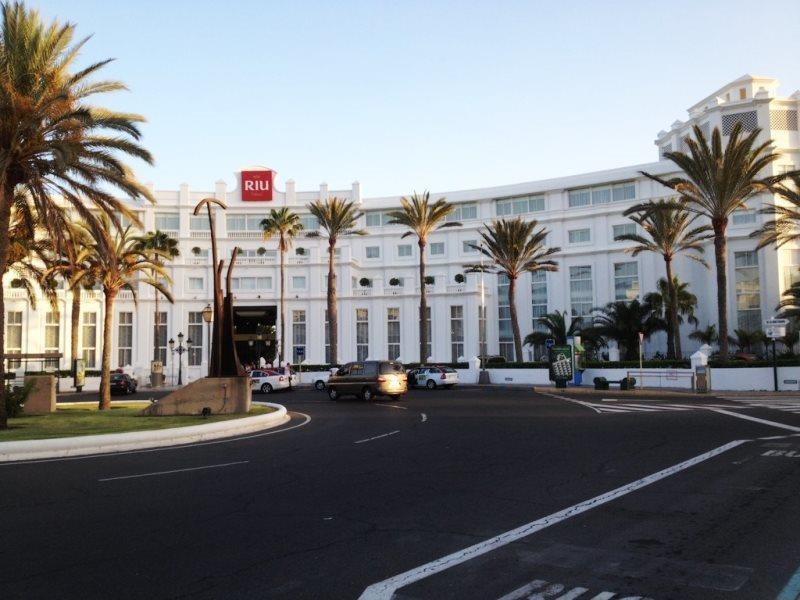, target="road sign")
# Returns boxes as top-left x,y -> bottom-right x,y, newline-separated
545,338 -> 555,349
765,318 -> 789,327
766,326 -> 786,339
